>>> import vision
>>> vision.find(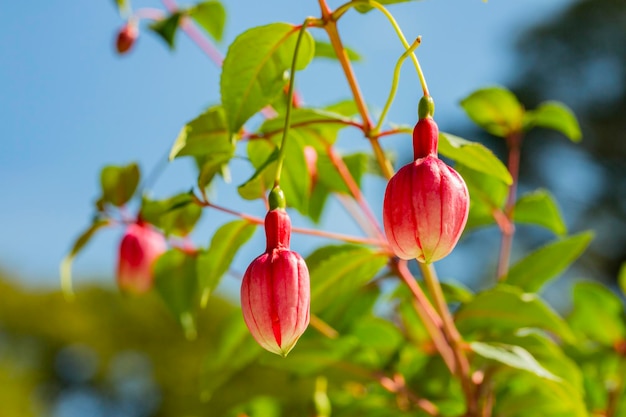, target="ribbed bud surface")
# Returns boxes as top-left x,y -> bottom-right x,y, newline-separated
383,117 -> 469,263
117,222 -> 166,294
242,209 -> 310,357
